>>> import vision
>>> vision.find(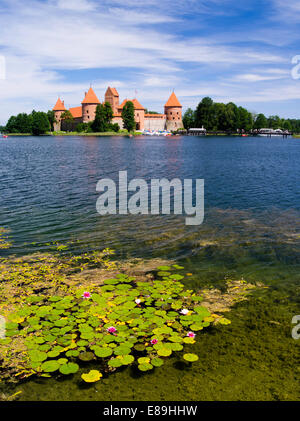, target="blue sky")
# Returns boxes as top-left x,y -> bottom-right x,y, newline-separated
0,0 -> 300,124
